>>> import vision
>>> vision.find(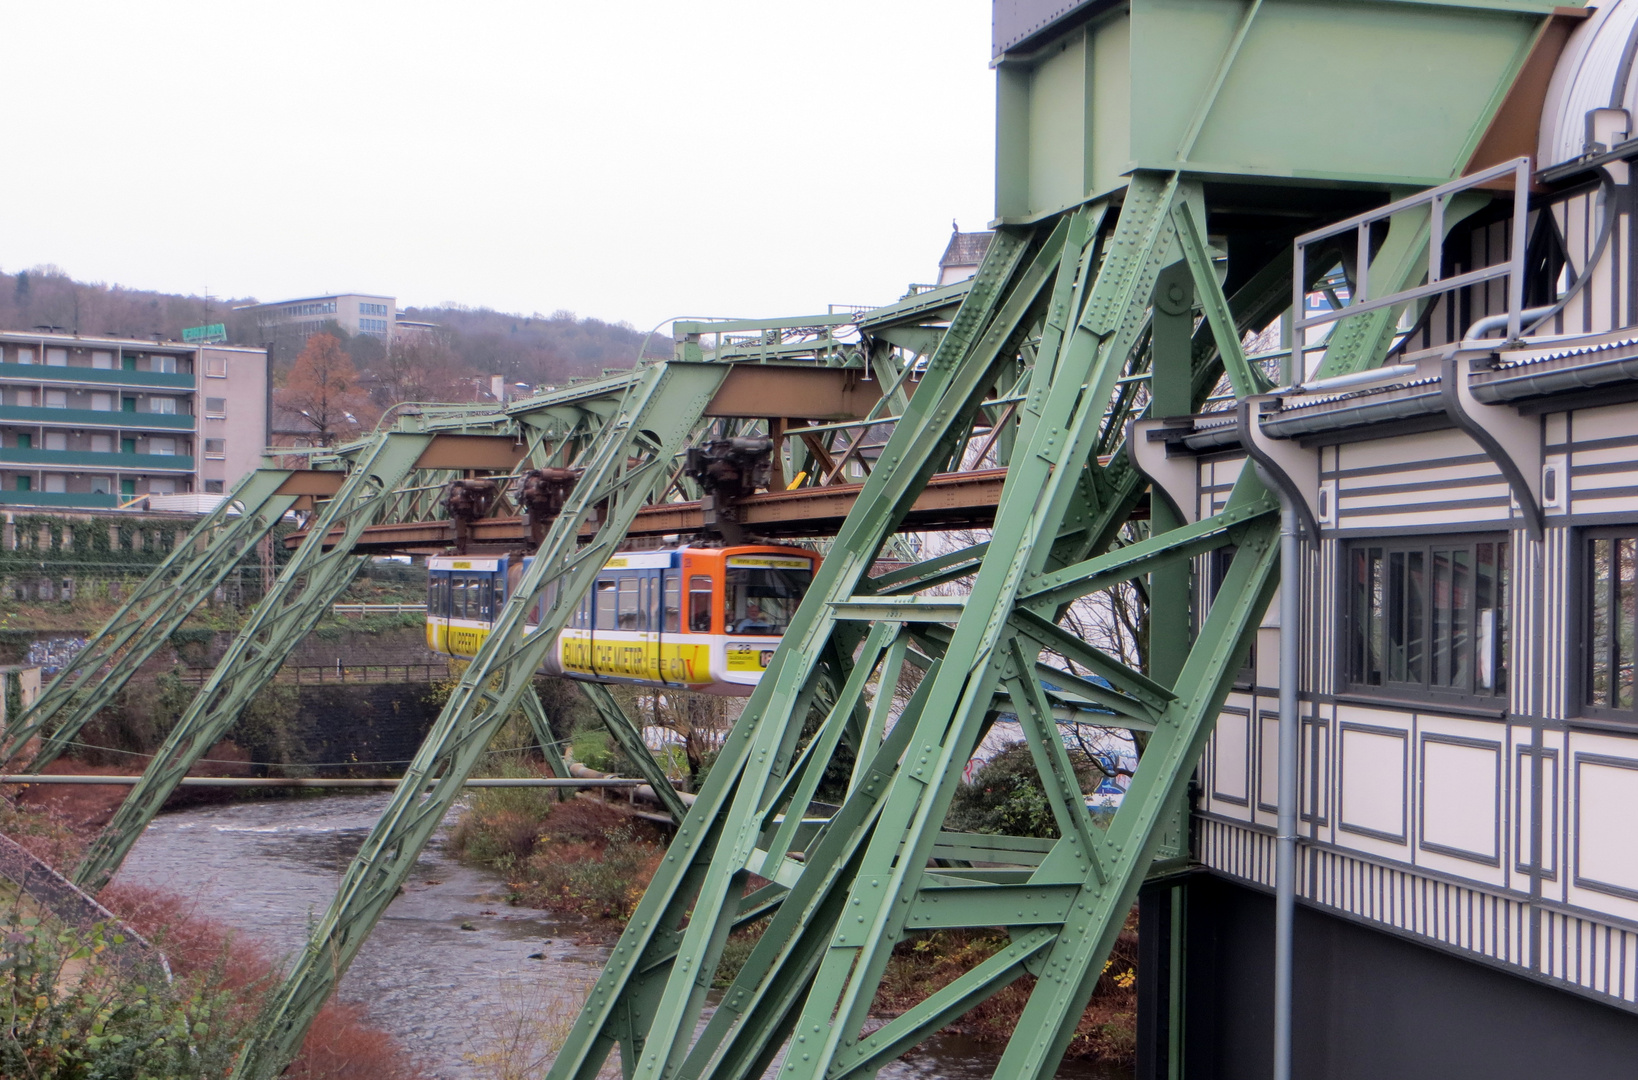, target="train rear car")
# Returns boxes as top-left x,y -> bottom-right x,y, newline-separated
427,544 -> 816,696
